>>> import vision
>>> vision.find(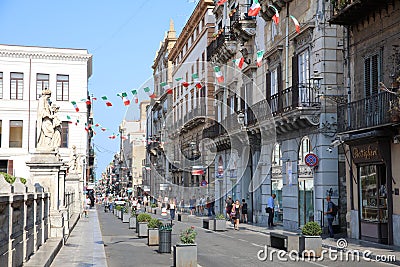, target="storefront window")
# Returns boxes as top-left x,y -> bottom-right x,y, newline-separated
271,179 -> 283,223
360,165 -> 388,223
299,179 -> 314,226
